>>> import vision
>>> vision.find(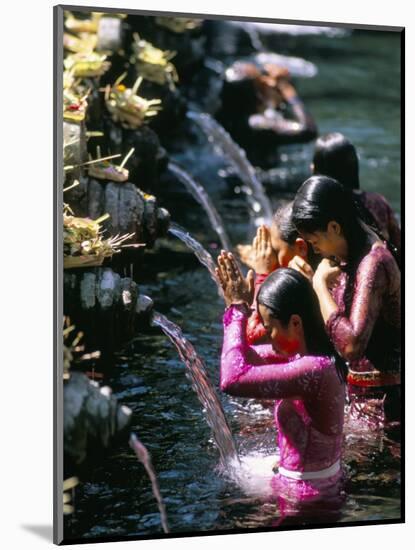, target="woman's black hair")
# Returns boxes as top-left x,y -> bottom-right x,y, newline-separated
272,202 -> 320,269
273,203 -> 298,245
292,176 -> 373,316
292,175 -> 400,313
257,268 -> 347,382
292,176 -> 367,259
312,133 -> 398,257
313,132 -> 360,191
